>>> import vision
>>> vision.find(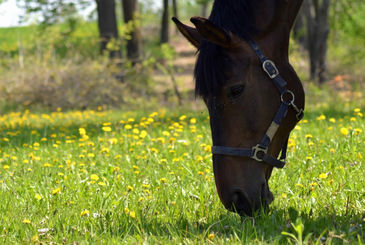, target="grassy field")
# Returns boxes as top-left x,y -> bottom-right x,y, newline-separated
0,100 -> 364,243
